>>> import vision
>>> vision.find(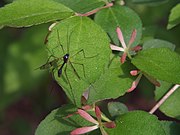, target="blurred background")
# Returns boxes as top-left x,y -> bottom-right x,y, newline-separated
0,0 -> 179,135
